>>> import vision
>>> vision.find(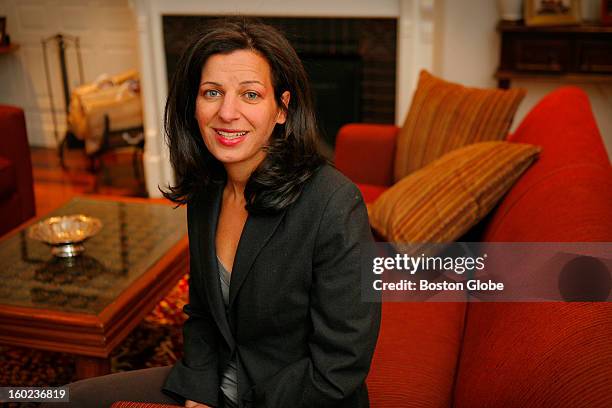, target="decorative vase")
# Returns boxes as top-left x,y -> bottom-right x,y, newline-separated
498,0 -> 523,21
